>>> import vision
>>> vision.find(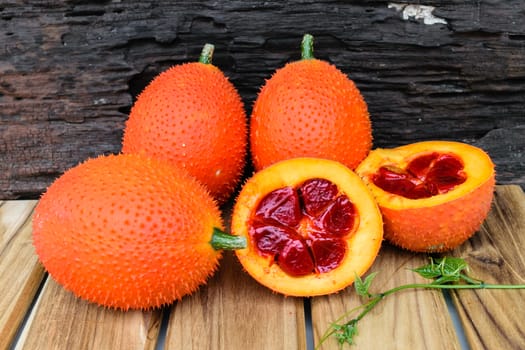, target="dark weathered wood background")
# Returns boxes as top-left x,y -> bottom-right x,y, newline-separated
1,1 -> 524,199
